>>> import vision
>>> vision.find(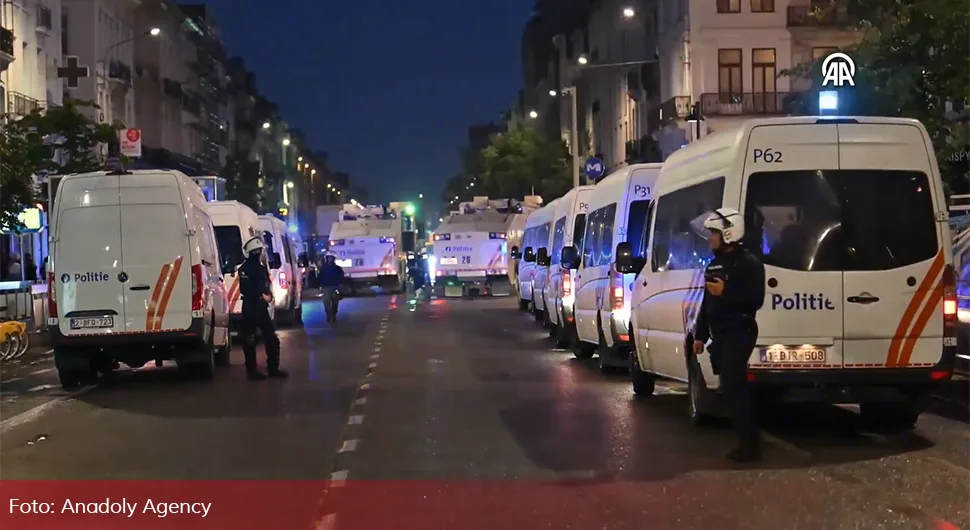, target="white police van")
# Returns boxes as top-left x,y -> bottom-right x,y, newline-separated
516,199 -> 559,313
560,163 -> 661,372
258,215 -> 304,324
620,116 -> 957,429
48,169 -> 231,387
208,201 -> 265,326
543,185 -> 595,347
